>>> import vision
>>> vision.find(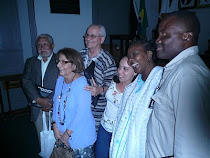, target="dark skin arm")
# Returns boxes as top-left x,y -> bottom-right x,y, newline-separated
36,97 -> 52,112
